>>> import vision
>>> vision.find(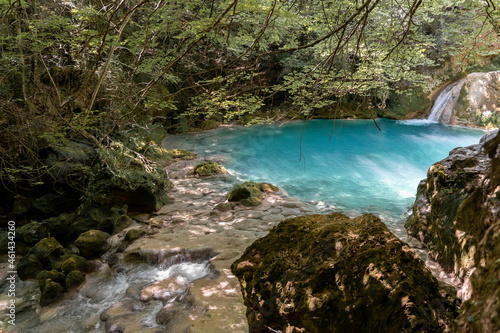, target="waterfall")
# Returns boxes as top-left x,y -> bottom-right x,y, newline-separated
427,83 -> 459,123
